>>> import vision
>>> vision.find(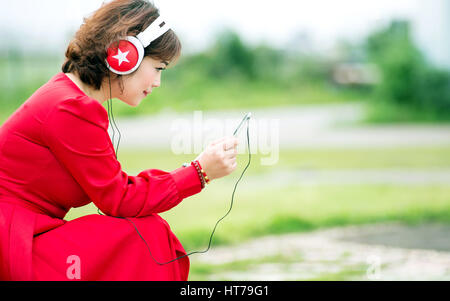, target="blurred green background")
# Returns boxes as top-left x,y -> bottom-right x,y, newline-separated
1,21 -> 449,123
1,3 -> 450,281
